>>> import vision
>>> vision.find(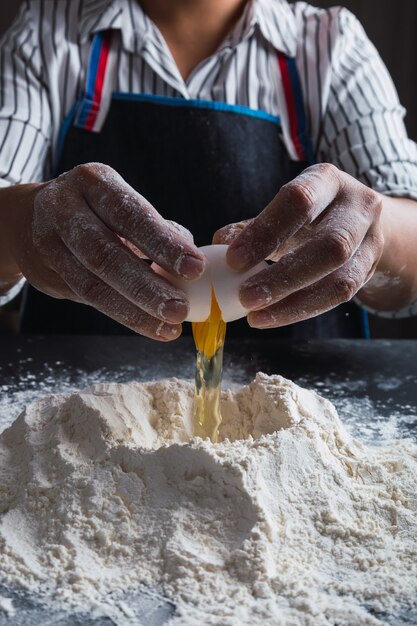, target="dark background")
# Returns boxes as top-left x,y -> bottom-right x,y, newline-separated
0,1 -> 416,337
